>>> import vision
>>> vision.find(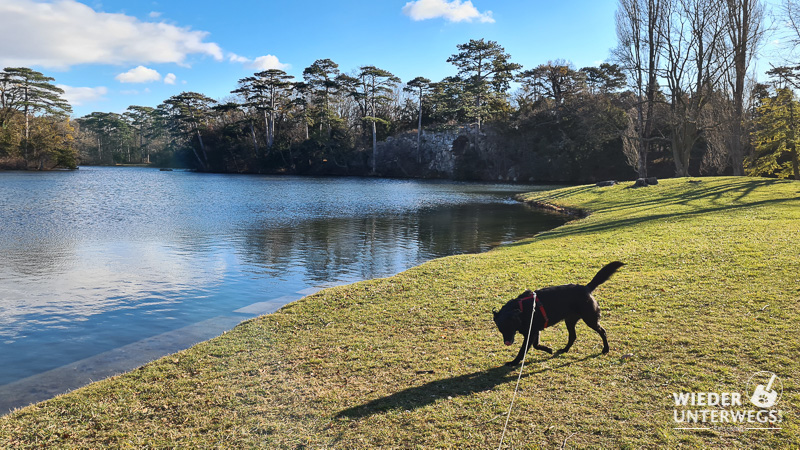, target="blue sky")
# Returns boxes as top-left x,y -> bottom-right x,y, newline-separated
0,0 -> 784,117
